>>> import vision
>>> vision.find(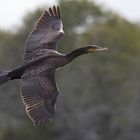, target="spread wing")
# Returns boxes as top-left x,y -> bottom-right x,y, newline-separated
25,6 -> 64,52
21,68 -> 59,125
